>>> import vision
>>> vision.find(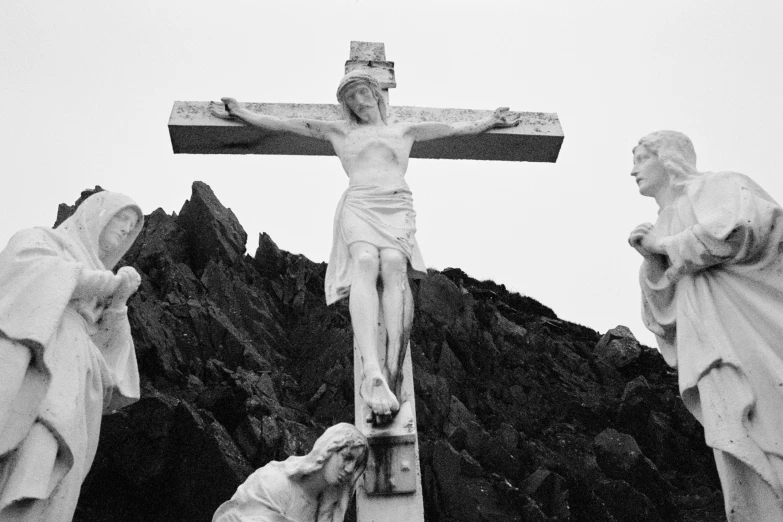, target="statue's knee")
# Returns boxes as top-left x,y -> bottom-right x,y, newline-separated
353,250 -> 380,274
380,250 -> 407,278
